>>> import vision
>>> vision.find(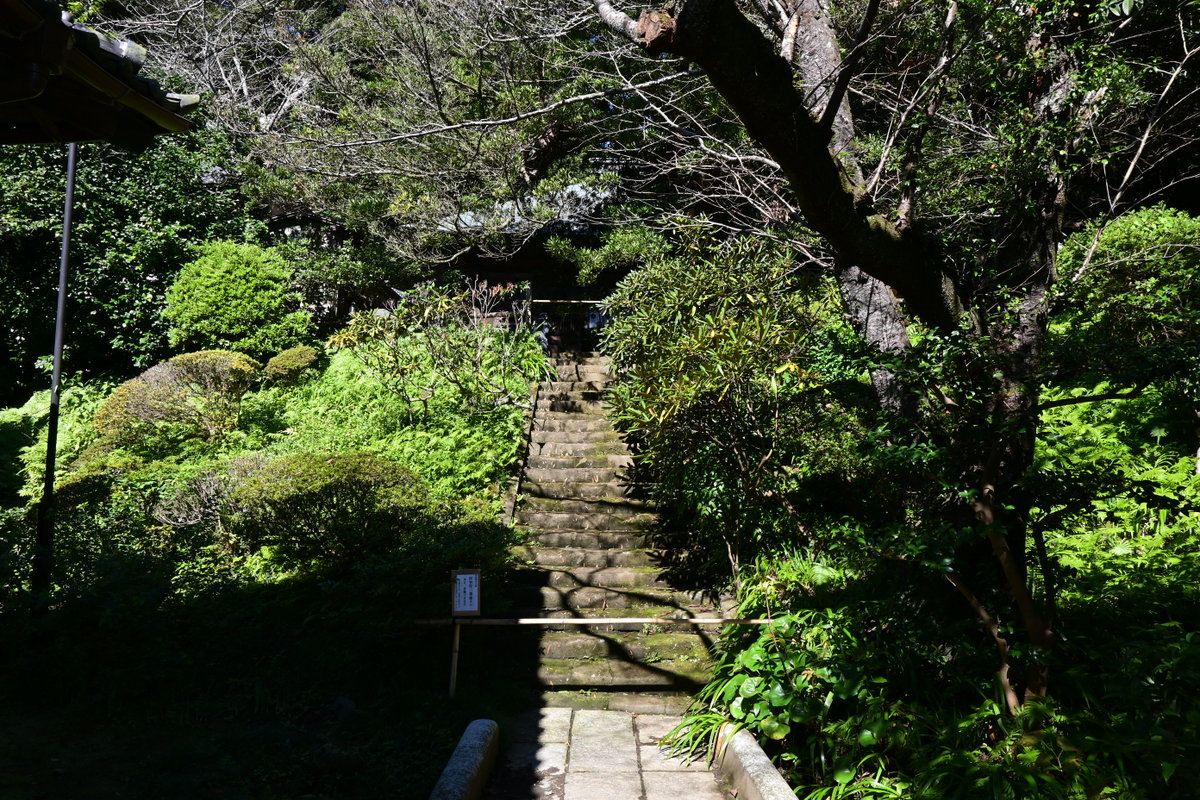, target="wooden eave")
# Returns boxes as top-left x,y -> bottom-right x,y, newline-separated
0,0 -> 195,147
